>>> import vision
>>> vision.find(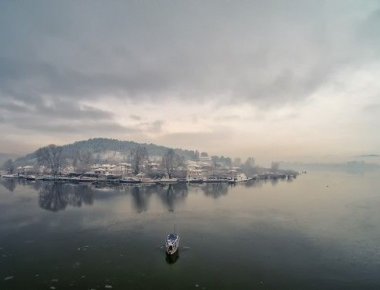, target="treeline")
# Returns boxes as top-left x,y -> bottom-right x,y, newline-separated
1,138 -> 271,177
14,138 -> 200,166
12,144 -> 187,177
